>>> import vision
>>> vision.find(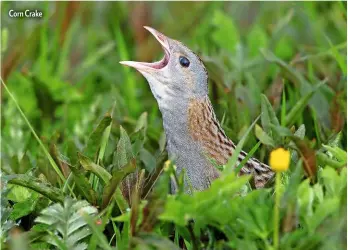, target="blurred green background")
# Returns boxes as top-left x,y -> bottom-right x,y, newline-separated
1,1 -> 346,165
